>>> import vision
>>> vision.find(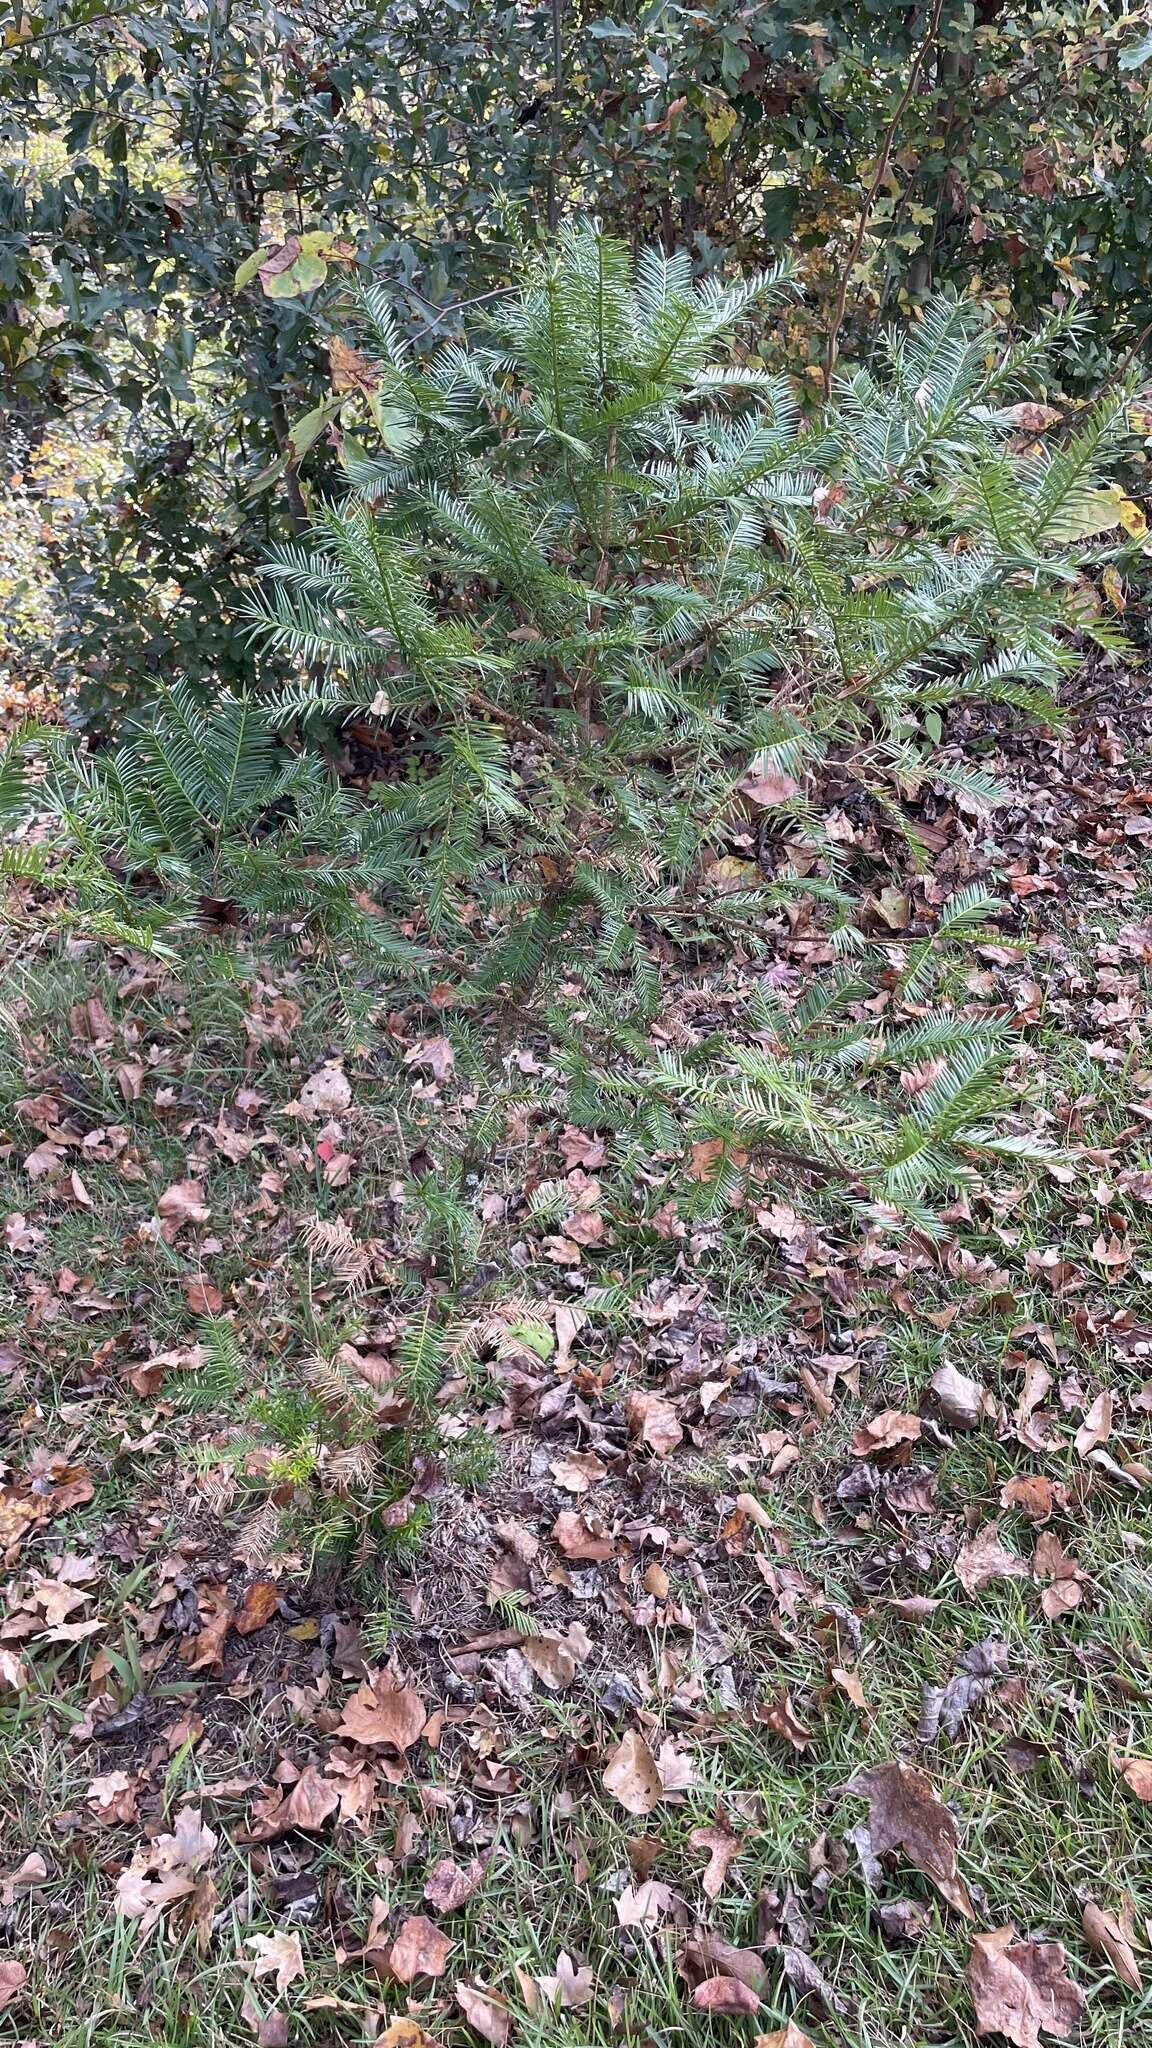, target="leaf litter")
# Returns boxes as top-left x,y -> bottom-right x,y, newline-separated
3,661 -> 1152,2041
